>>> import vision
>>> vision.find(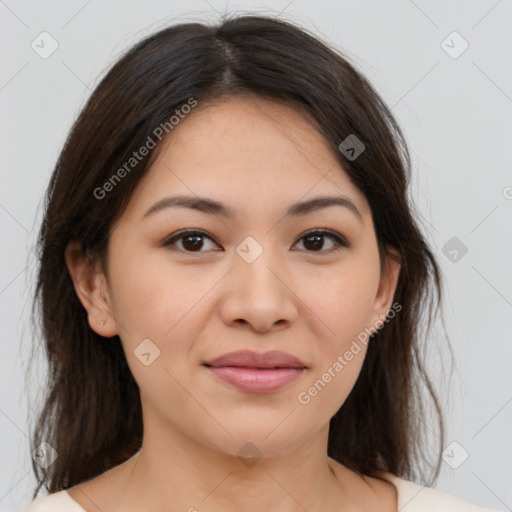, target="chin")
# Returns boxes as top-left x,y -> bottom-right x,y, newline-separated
204,424 -> 311,462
